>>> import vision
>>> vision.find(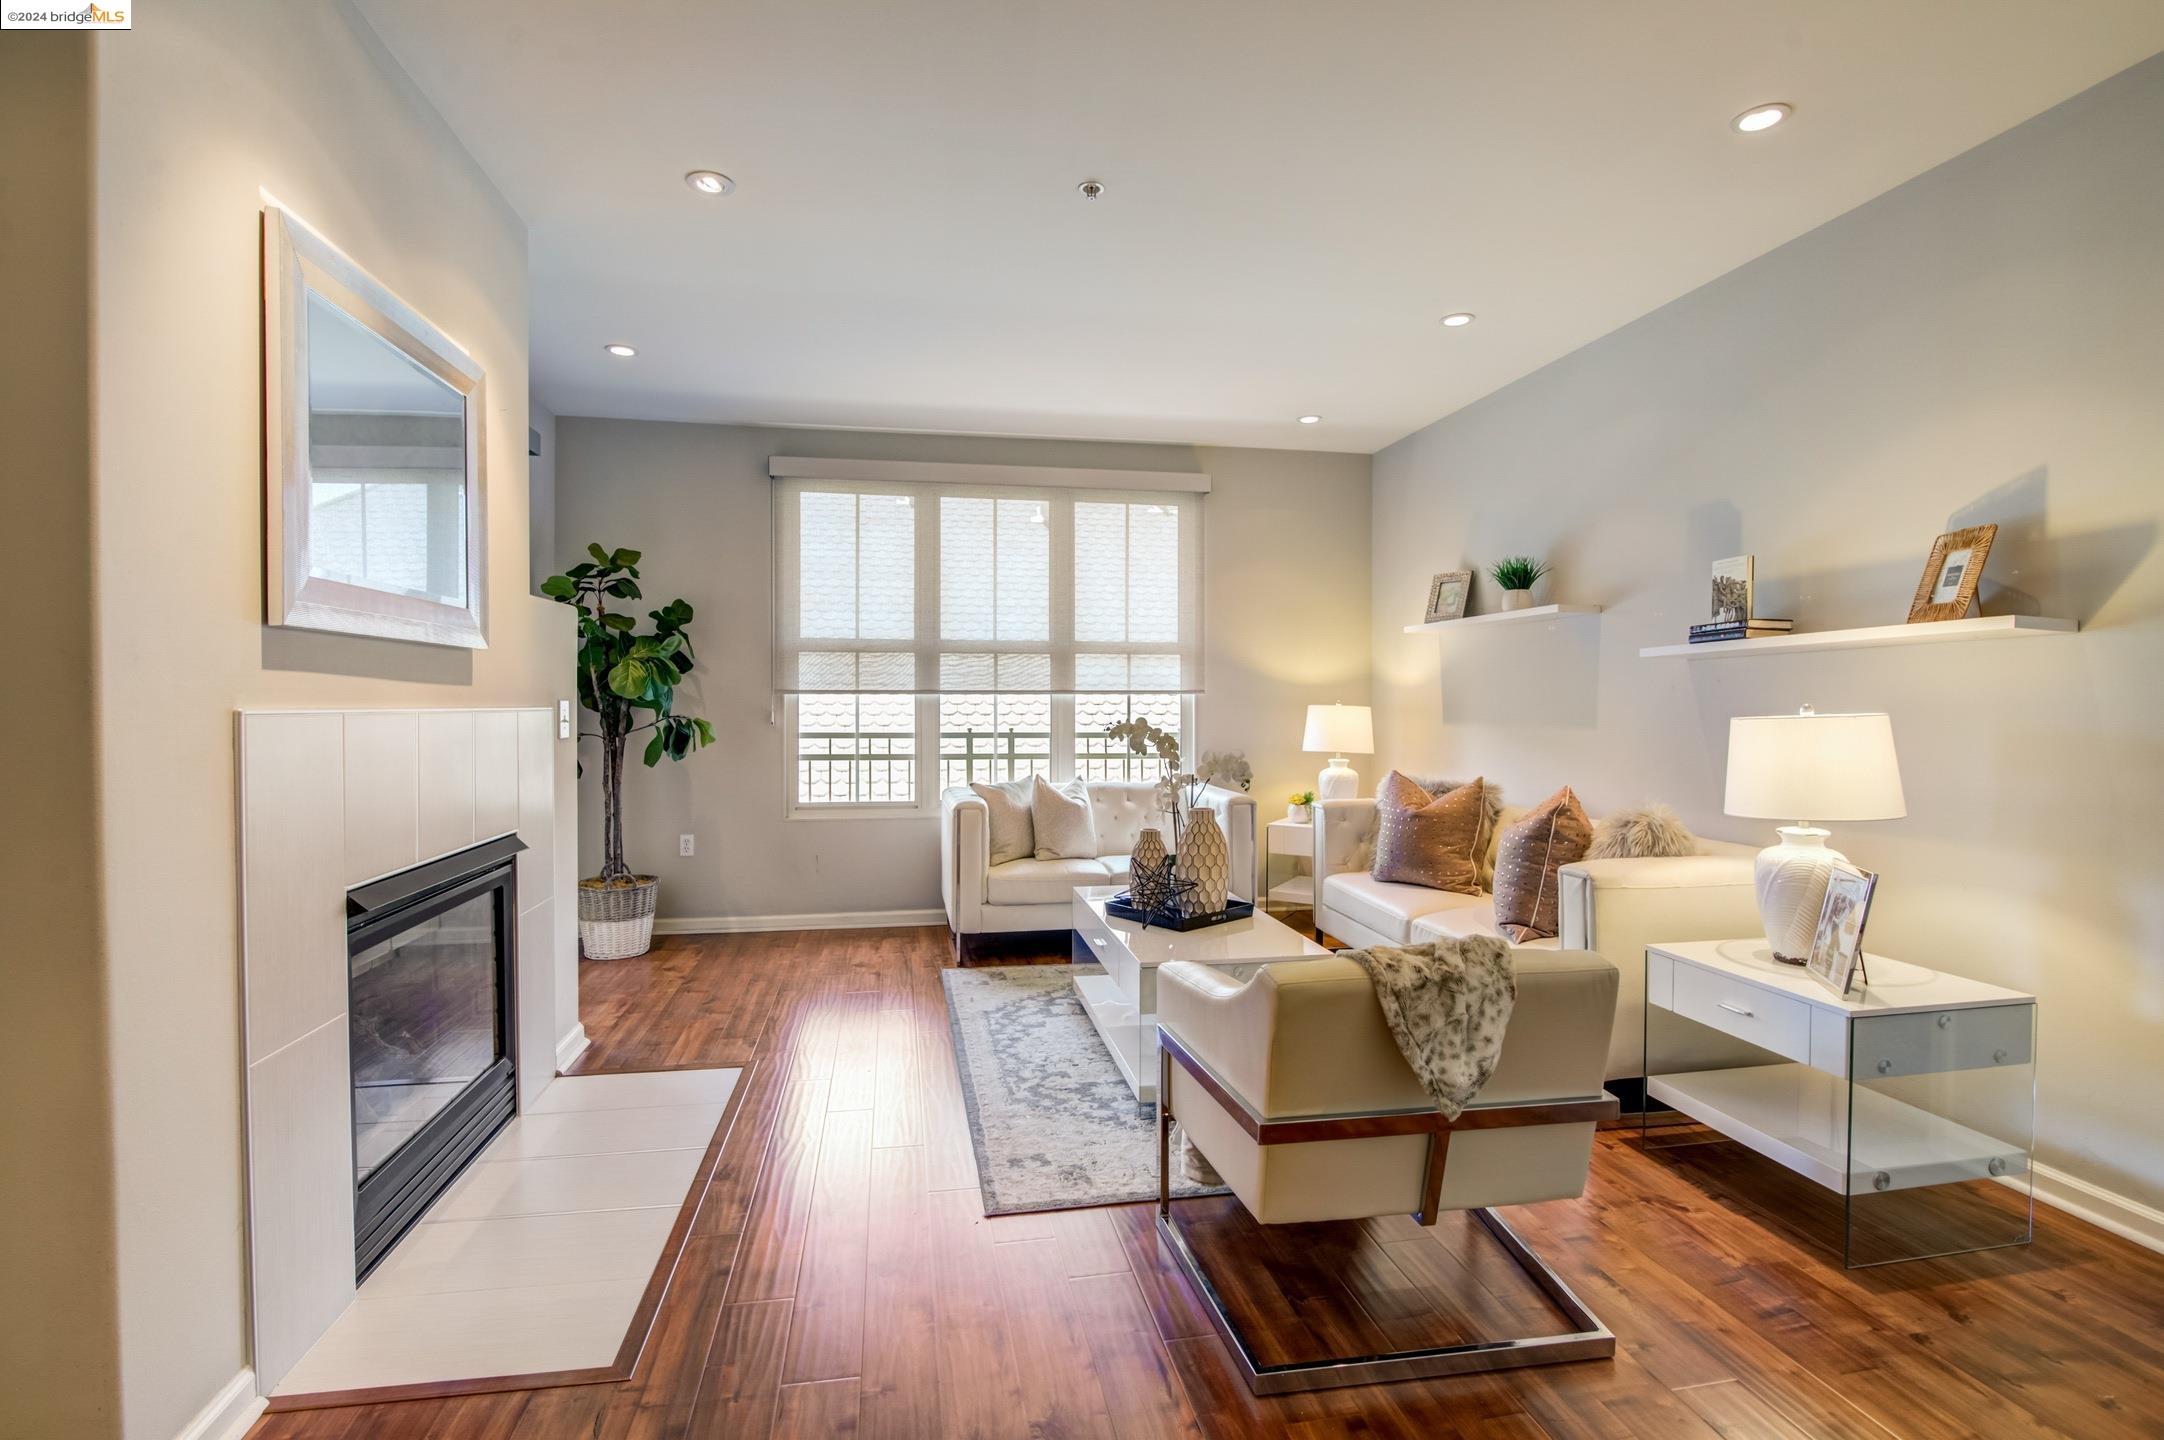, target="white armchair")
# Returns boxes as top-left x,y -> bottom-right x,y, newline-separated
1313,796 -> 1761,1080
1153,947 -> 1620,1393
940,780 -> 1256,960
